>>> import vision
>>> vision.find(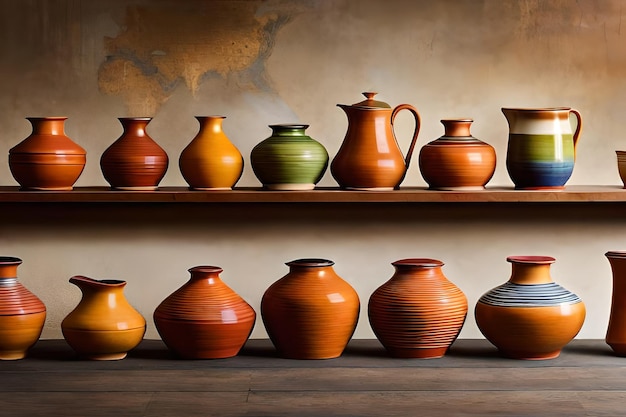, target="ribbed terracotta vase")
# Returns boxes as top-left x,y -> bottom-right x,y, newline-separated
0,257 -> 46,360
100,117 -> 169,190
418,119 -> 496,190
153,266 -> 256,359
368,258 -> 467,358
605,251 -> 626,355
9,117 -> 86,190
261,259 -> 360,359
61,276 -> 146,360
179,116 -> 244,190
475,256 -> 586,360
